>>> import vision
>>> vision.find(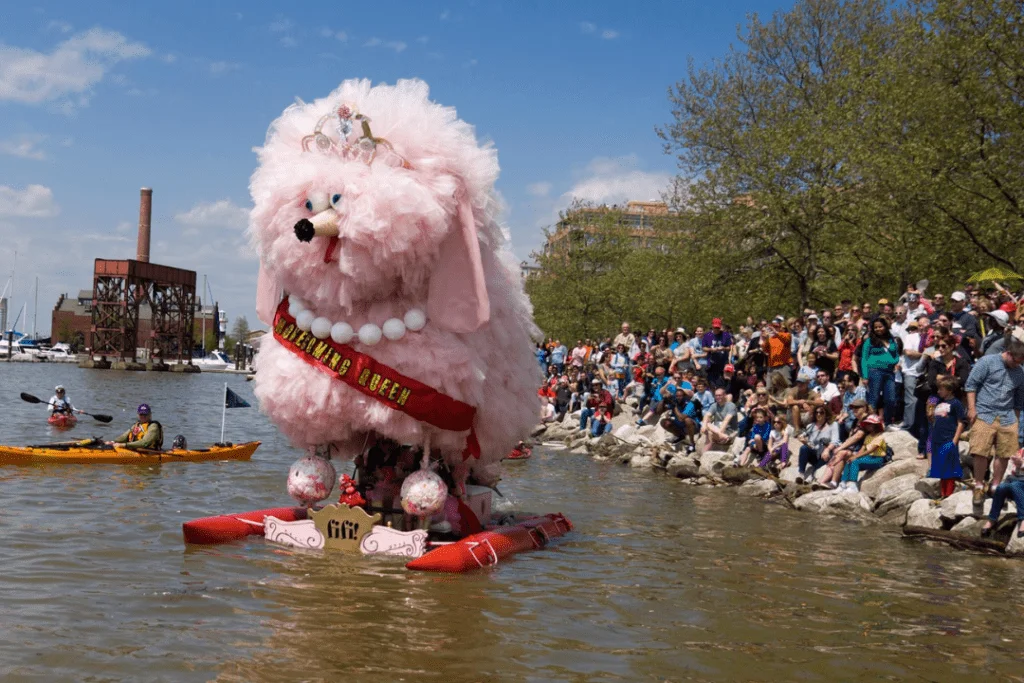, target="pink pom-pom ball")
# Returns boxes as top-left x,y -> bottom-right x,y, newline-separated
287,455 -> 337,506
400,469 -> 448,517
